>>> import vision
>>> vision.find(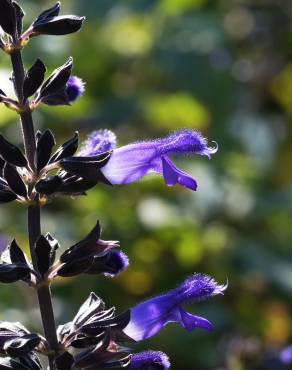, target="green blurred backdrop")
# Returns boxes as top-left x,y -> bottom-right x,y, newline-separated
1,1 -> 292,369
